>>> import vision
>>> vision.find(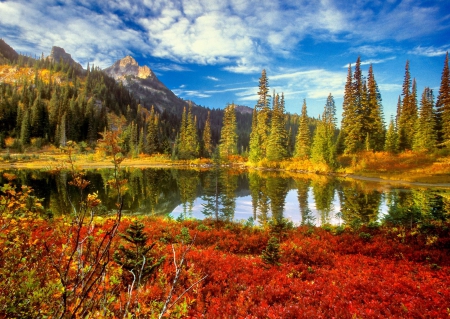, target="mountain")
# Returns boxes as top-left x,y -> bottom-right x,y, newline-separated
48,46 -> 83,70
103,56 -> 189,115
0,38 -> 19,63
